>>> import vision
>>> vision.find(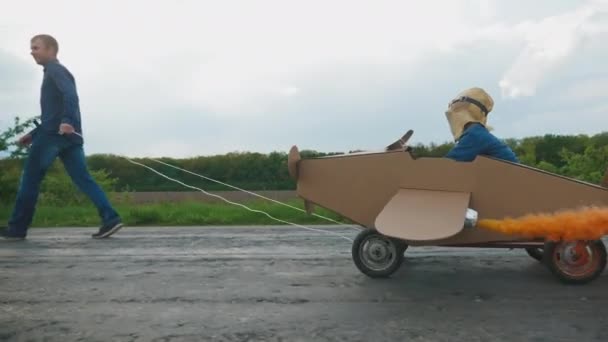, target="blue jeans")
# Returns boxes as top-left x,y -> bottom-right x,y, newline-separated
7,132 -> 121,237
